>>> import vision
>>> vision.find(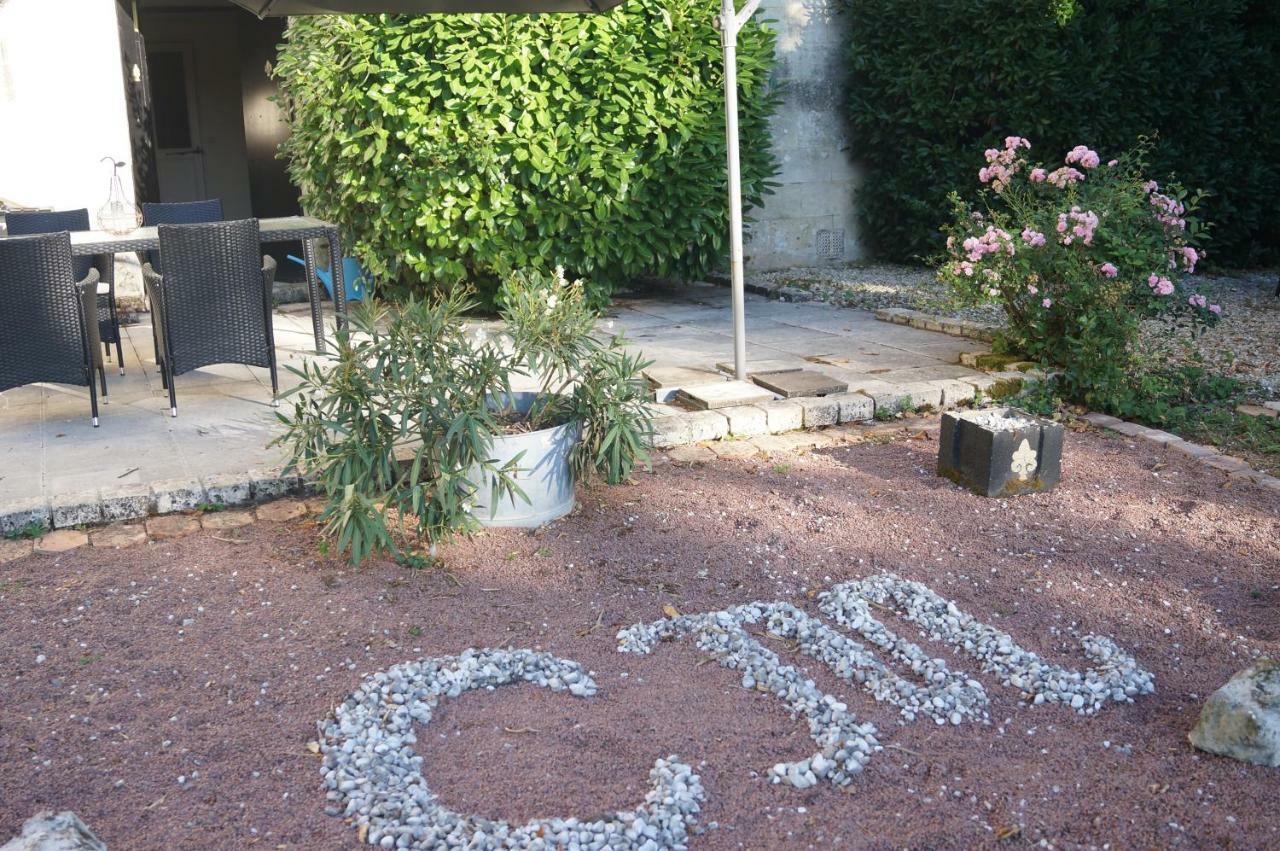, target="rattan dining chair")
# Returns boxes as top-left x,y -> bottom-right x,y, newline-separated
5,208 -> 125,375
140,199 -> 223,273
0,232 -> 107,426
142,219 -> 278,417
